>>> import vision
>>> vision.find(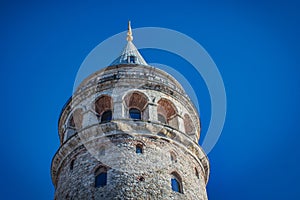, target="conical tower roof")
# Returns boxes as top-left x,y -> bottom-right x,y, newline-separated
111,21 -> 148,66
